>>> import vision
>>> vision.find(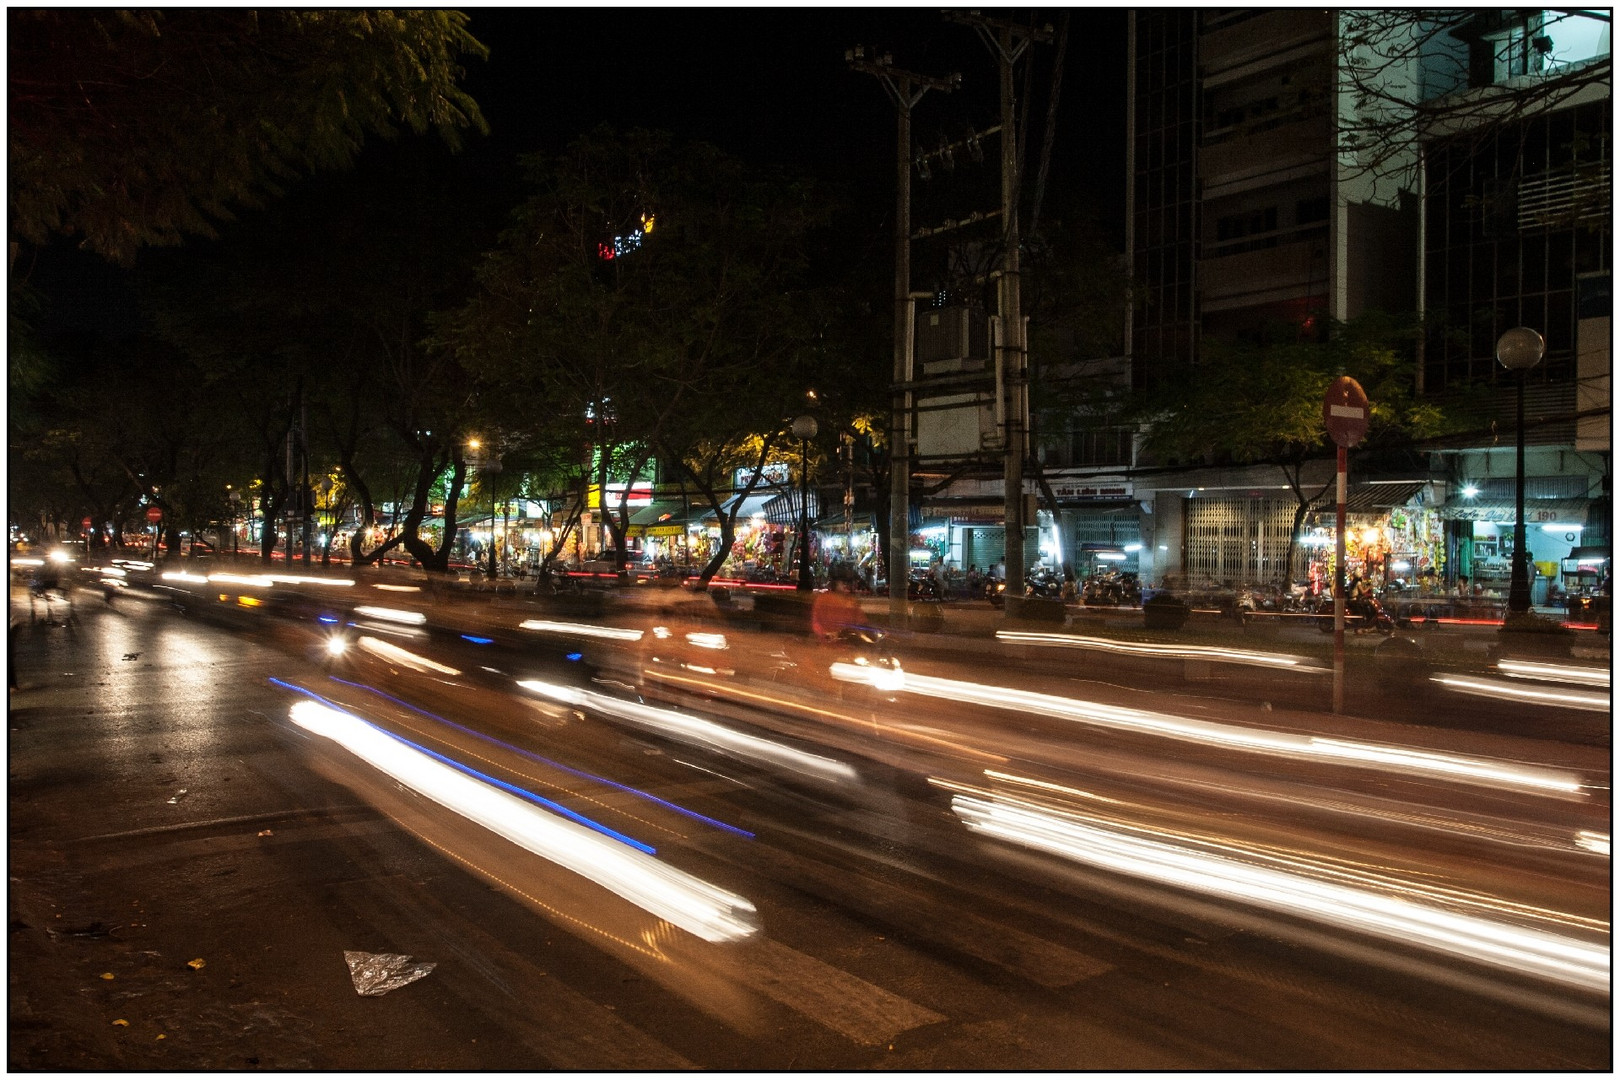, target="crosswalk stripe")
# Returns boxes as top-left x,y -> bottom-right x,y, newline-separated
727,937 -> 945,1046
